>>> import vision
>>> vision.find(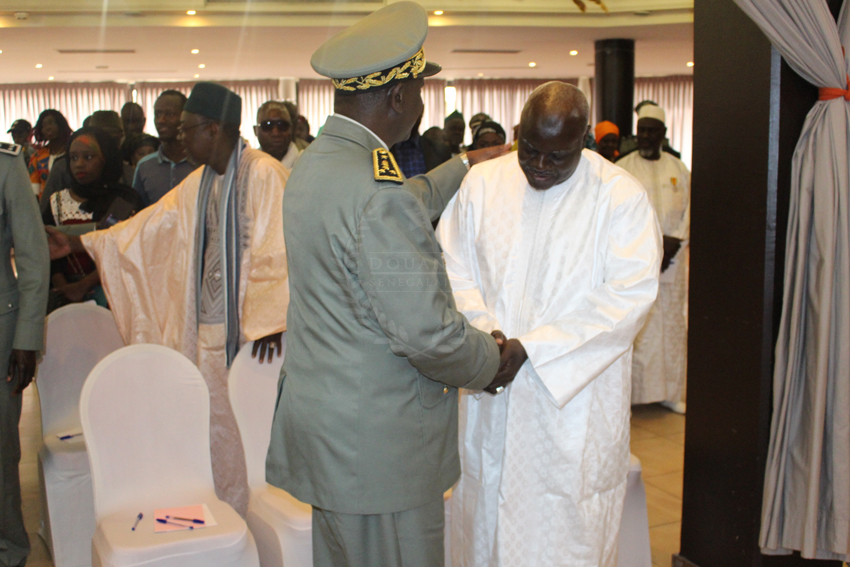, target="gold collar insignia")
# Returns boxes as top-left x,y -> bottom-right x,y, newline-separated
373,148 -> 404,183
